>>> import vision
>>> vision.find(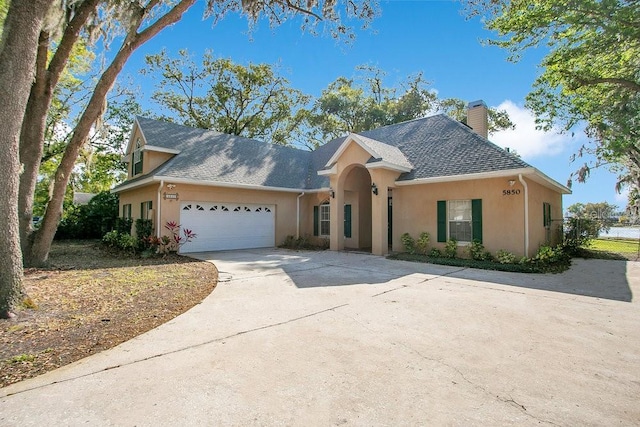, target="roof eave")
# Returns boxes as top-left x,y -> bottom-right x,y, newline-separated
366,161 -> 412,173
